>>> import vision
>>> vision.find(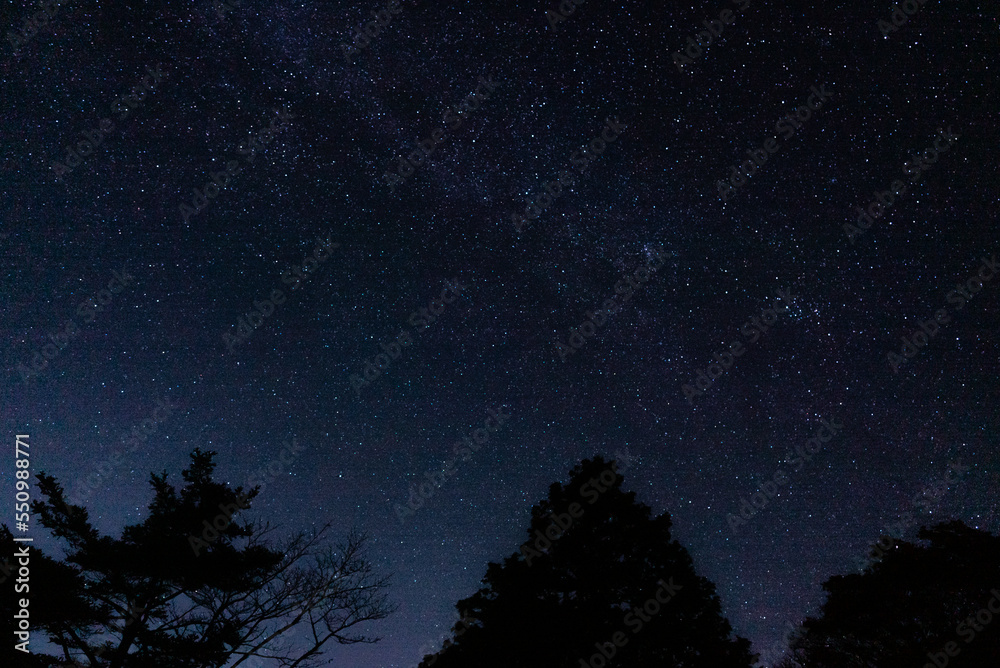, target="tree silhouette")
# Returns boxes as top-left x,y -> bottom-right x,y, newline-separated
781,520 -> 1000,667
2,448 -> 394,667
417,456 -> 755,668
